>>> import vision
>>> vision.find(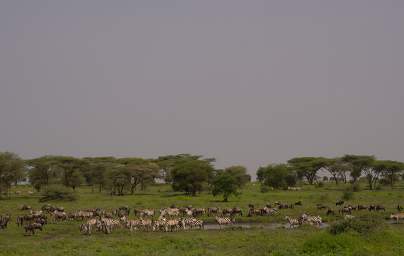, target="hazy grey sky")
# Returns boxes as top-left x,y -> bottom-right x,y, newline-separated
1,0 -> 403,174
